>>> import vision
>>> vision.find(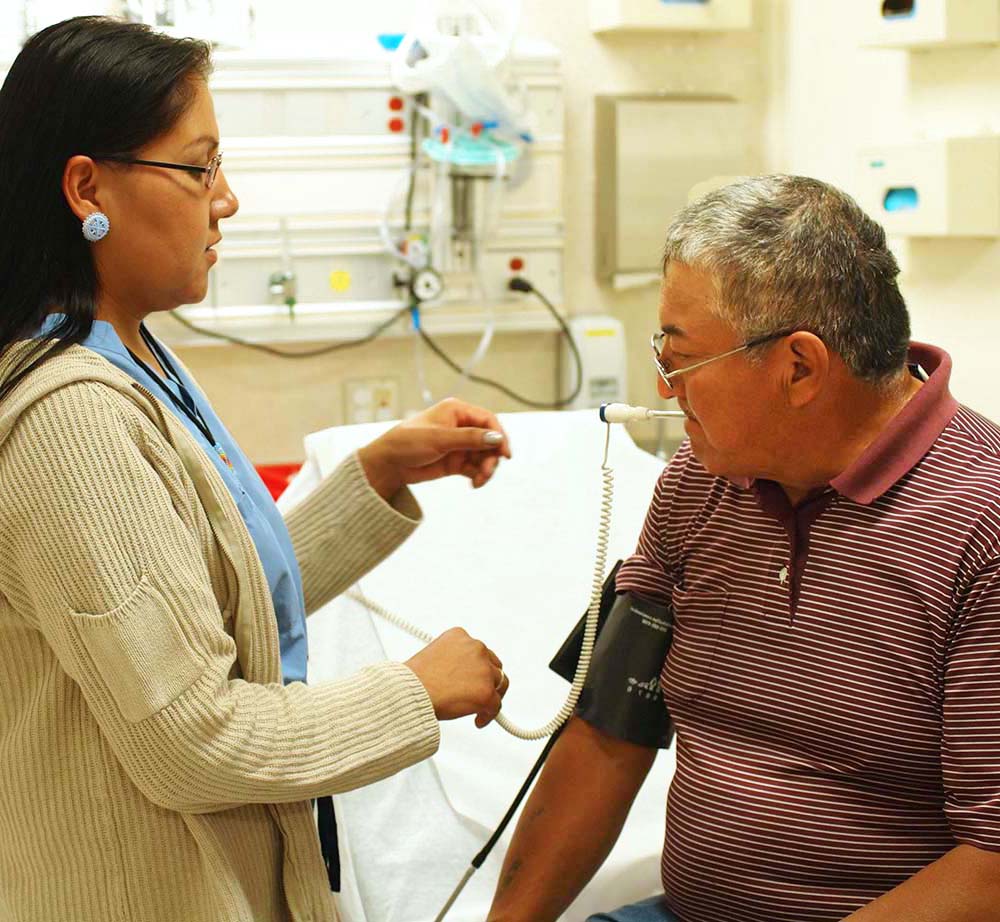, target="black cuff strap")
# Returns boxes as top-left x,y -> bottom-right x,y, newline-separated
550,565 -> 674,749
